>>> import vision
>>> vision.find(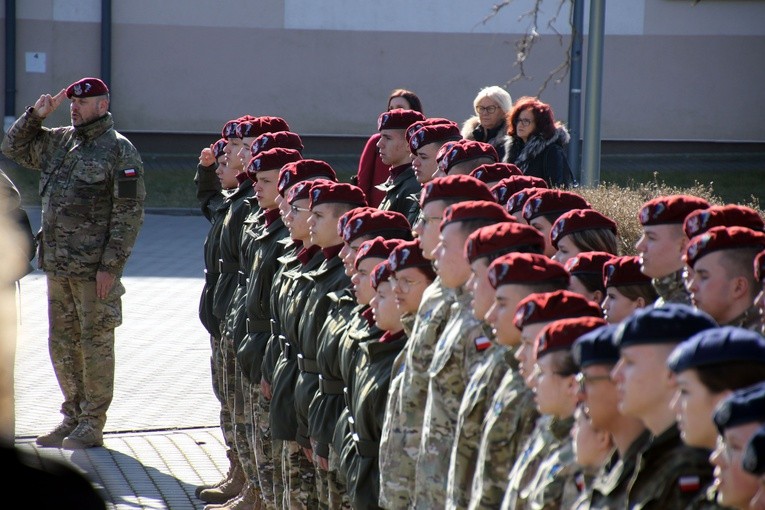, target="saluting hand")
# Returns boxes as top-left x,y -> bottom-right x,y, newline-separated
33,89 -> 67,118
199,145 -> 216,167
